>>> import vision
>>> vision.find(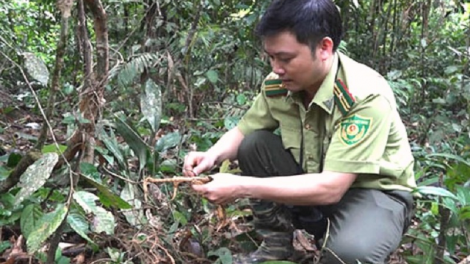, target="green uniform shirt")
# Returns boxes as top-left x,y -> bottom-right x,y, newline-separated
237,52 -> 417,191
